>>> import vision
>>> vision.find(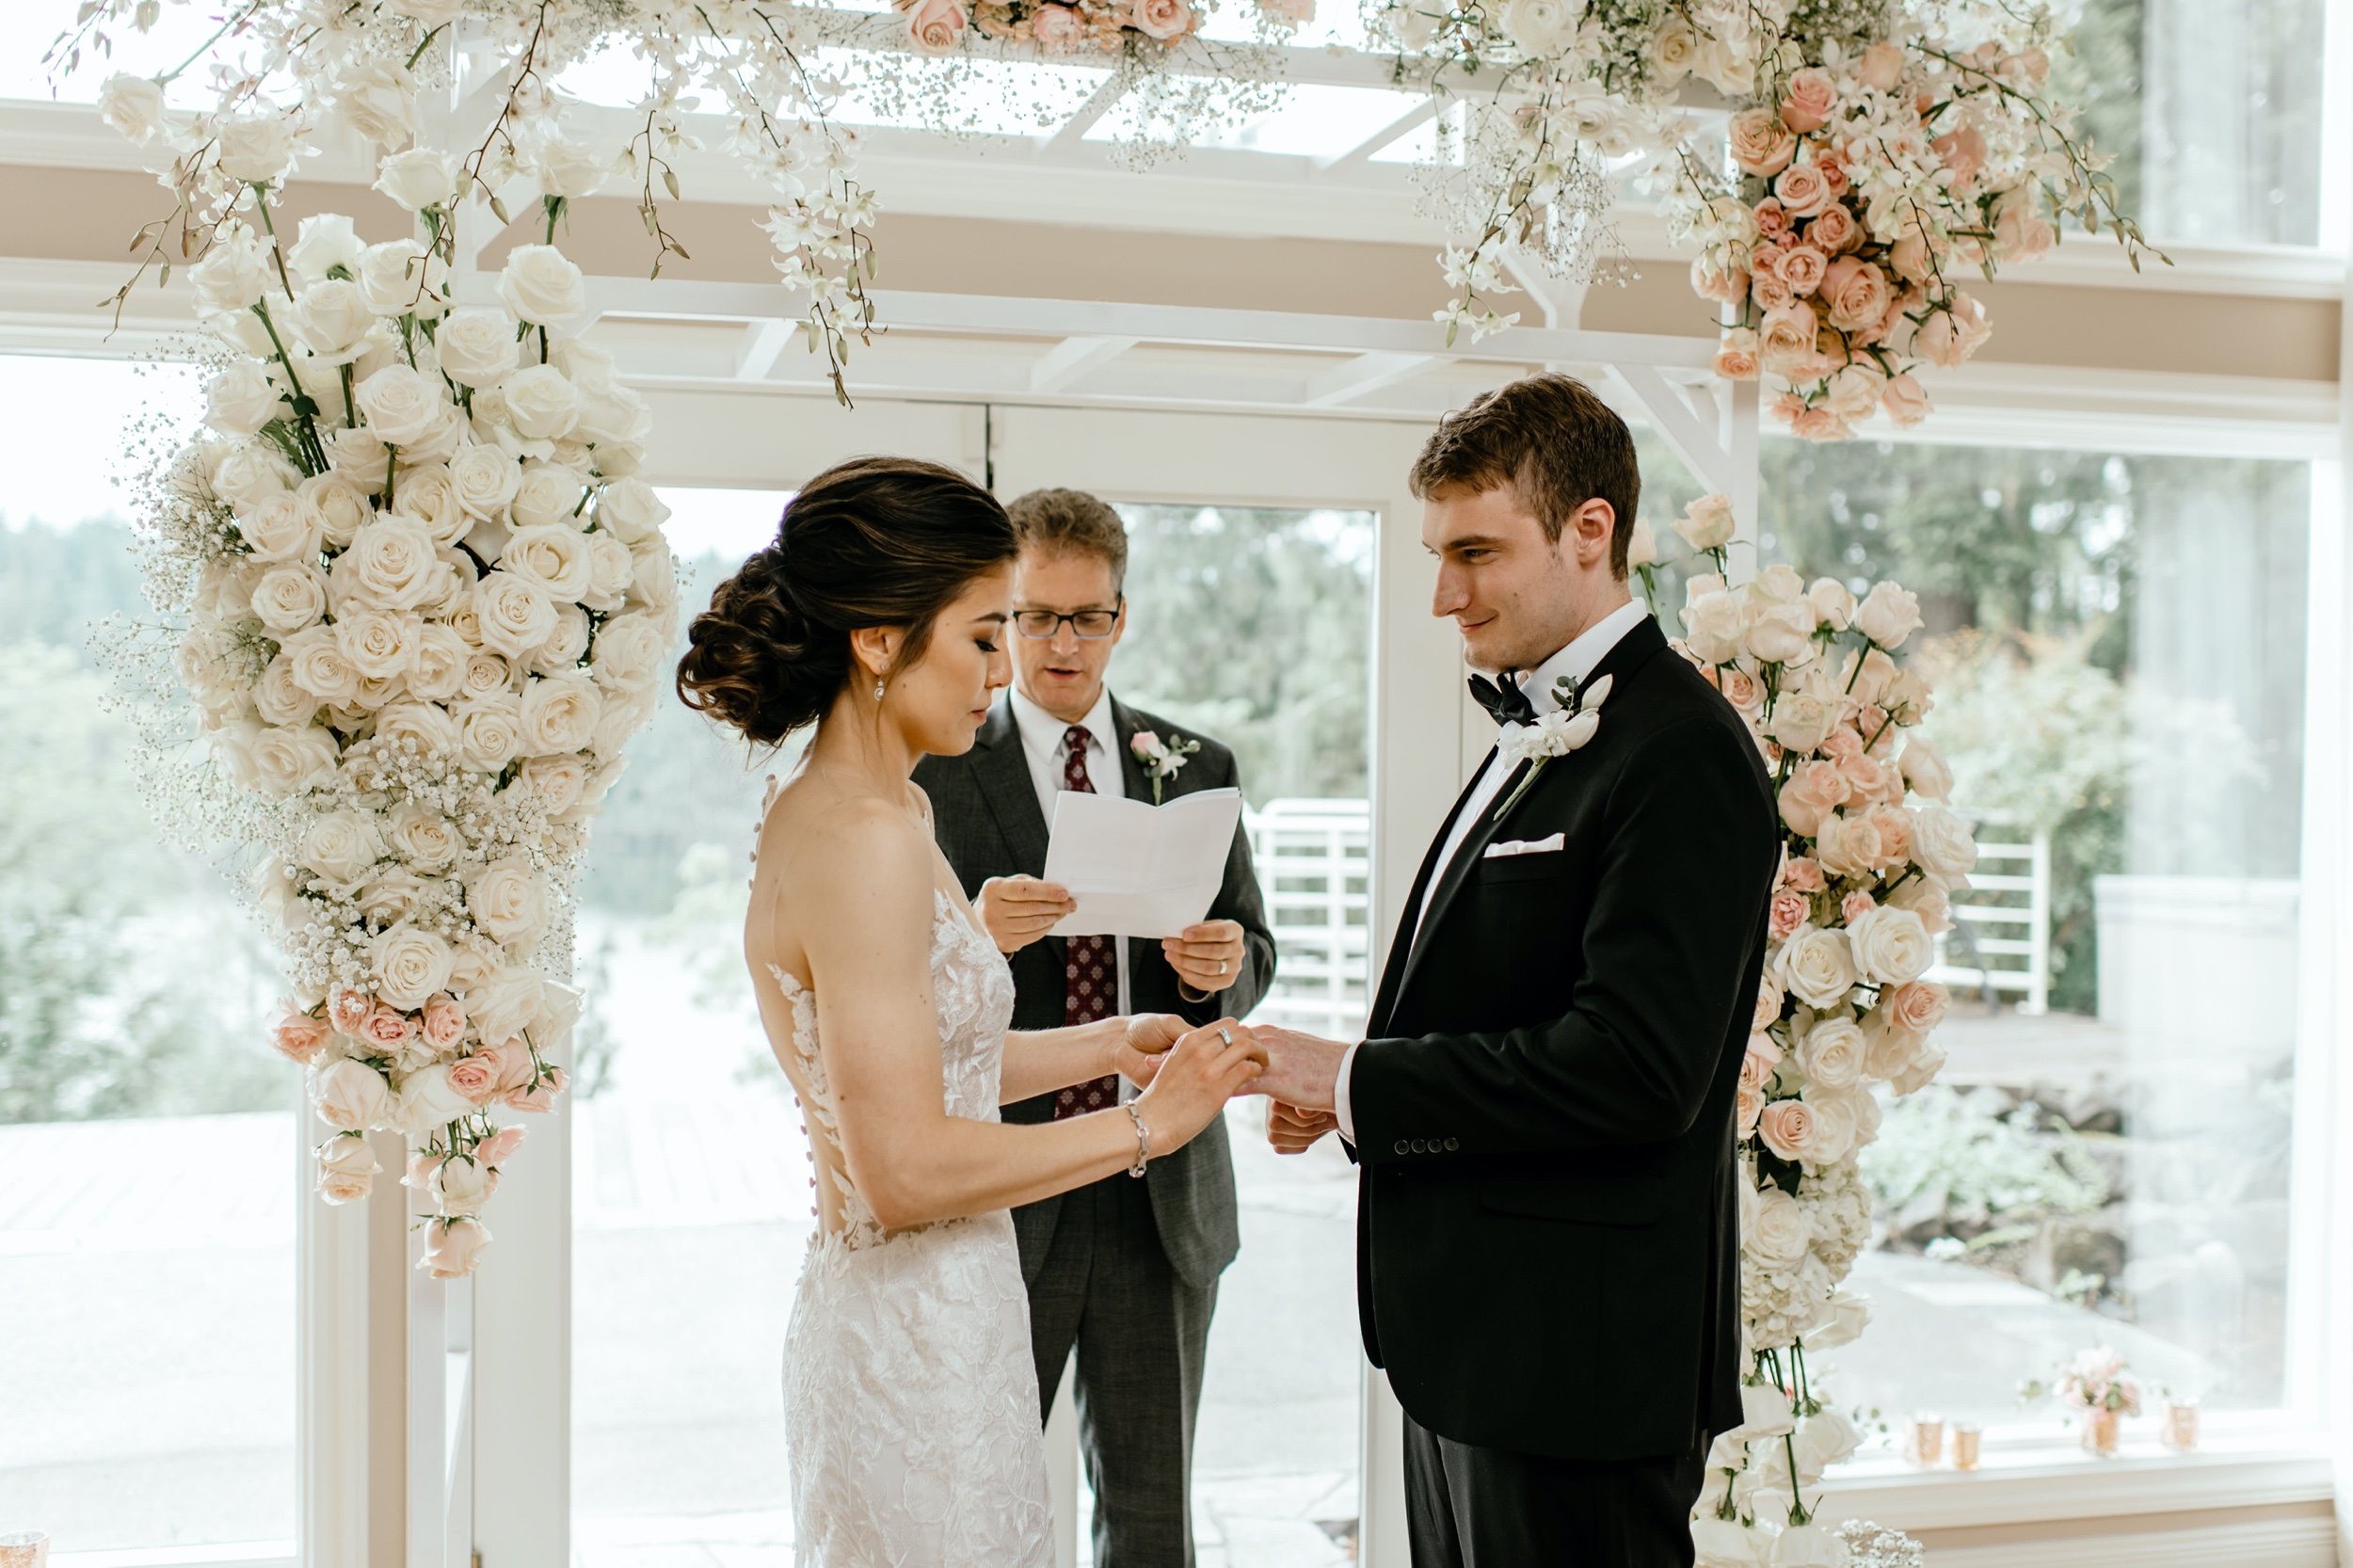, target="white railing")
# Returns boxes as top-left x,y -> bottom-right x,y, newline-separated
1242,798 -> 1373,1041
1925,821 -> 2053,1016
